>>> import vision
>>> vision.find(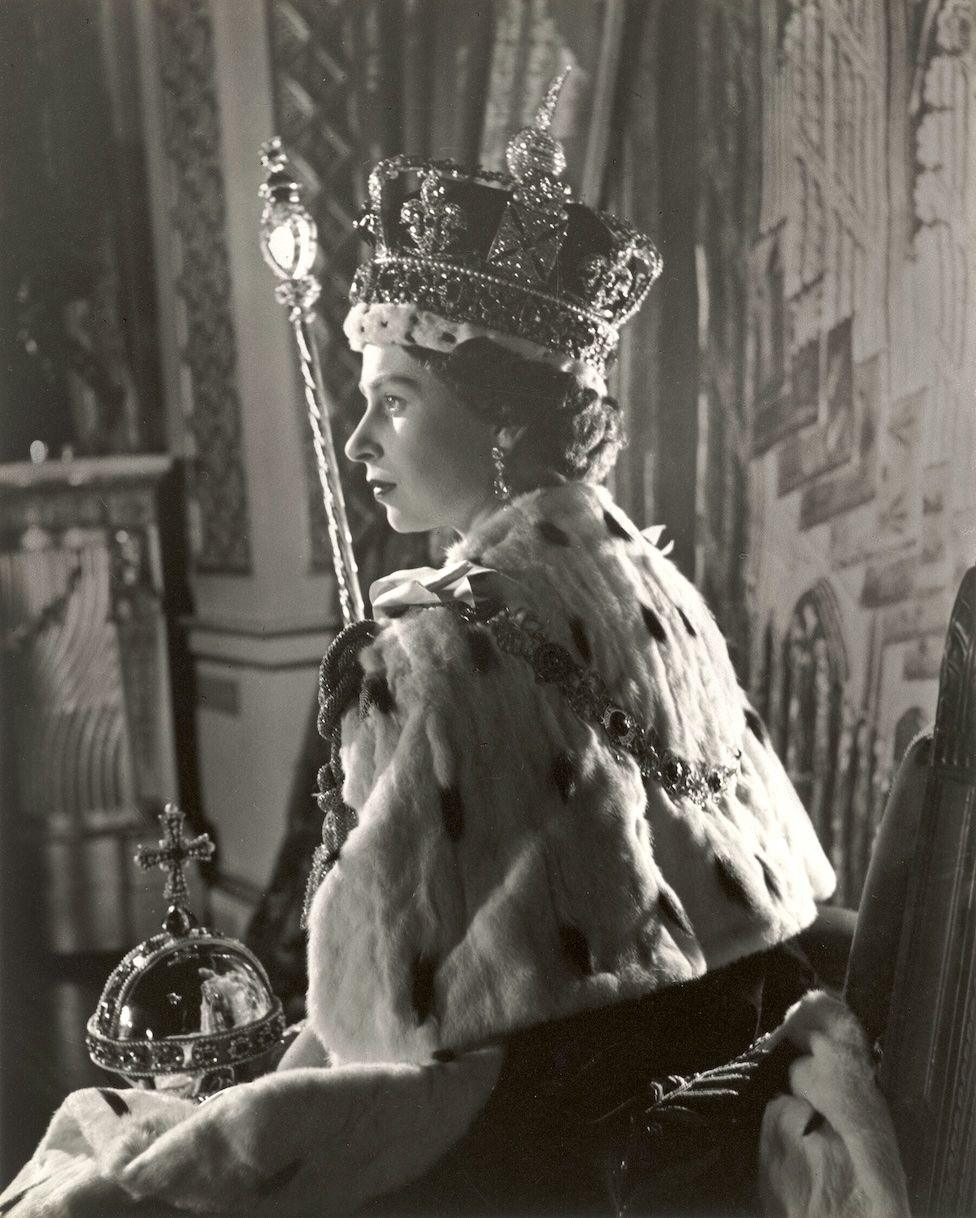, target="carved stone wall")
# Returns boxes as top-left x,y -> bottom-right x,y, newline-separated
153,0 -> 252,574
748,0 -> 976,903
